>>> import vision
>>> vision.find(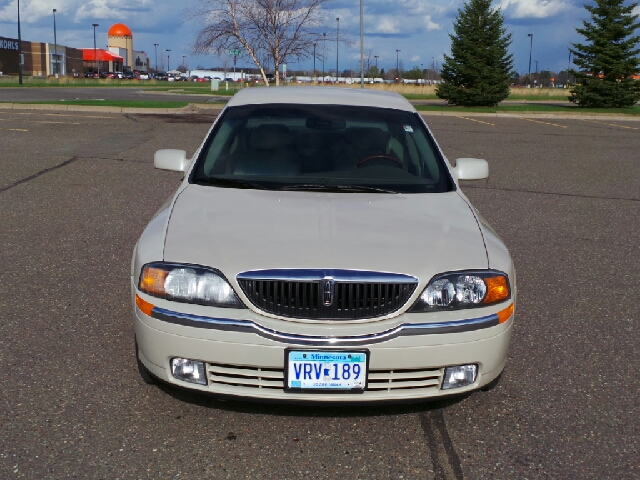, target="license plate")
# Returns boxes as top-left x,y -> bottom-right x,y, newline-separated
285,349 -> 368,391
